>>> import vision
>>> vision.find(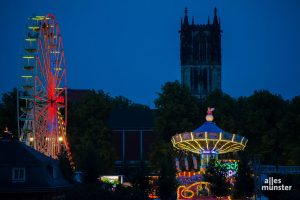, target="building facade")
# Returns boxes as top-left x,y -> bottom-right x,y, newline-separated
108,108 -> 155,174
180,8 -> 222,98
